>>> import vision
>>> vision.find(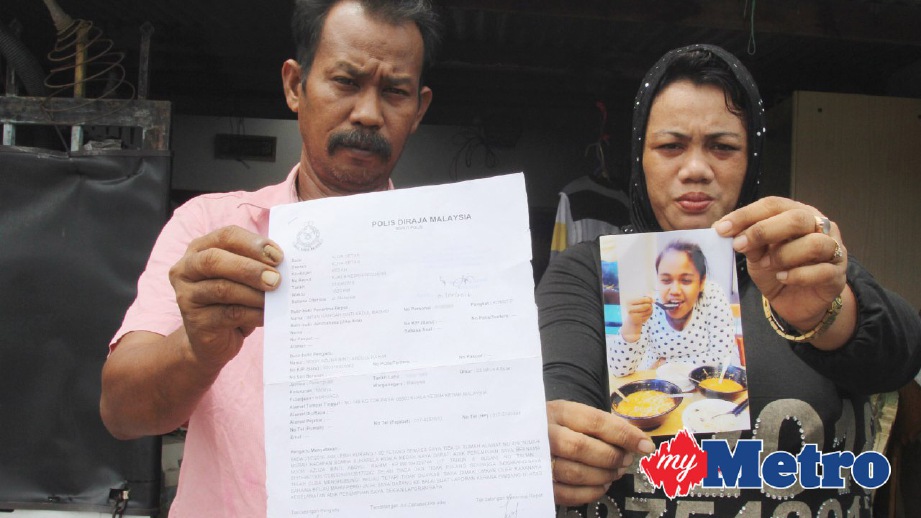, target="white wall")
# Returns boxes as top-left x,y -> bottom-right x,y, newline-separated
171,115 -> 593,210
392,123 -> 592,209
171,115 -> 302,193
